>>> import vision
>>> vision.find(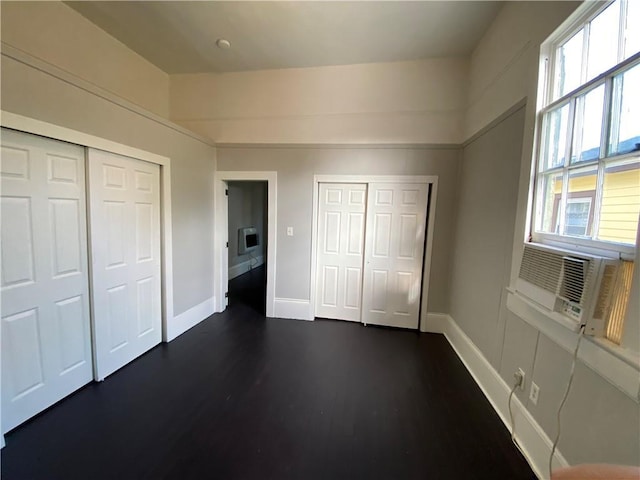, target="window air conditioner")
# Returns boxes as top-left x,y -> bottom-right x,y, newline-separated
515,243 -> 621,336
